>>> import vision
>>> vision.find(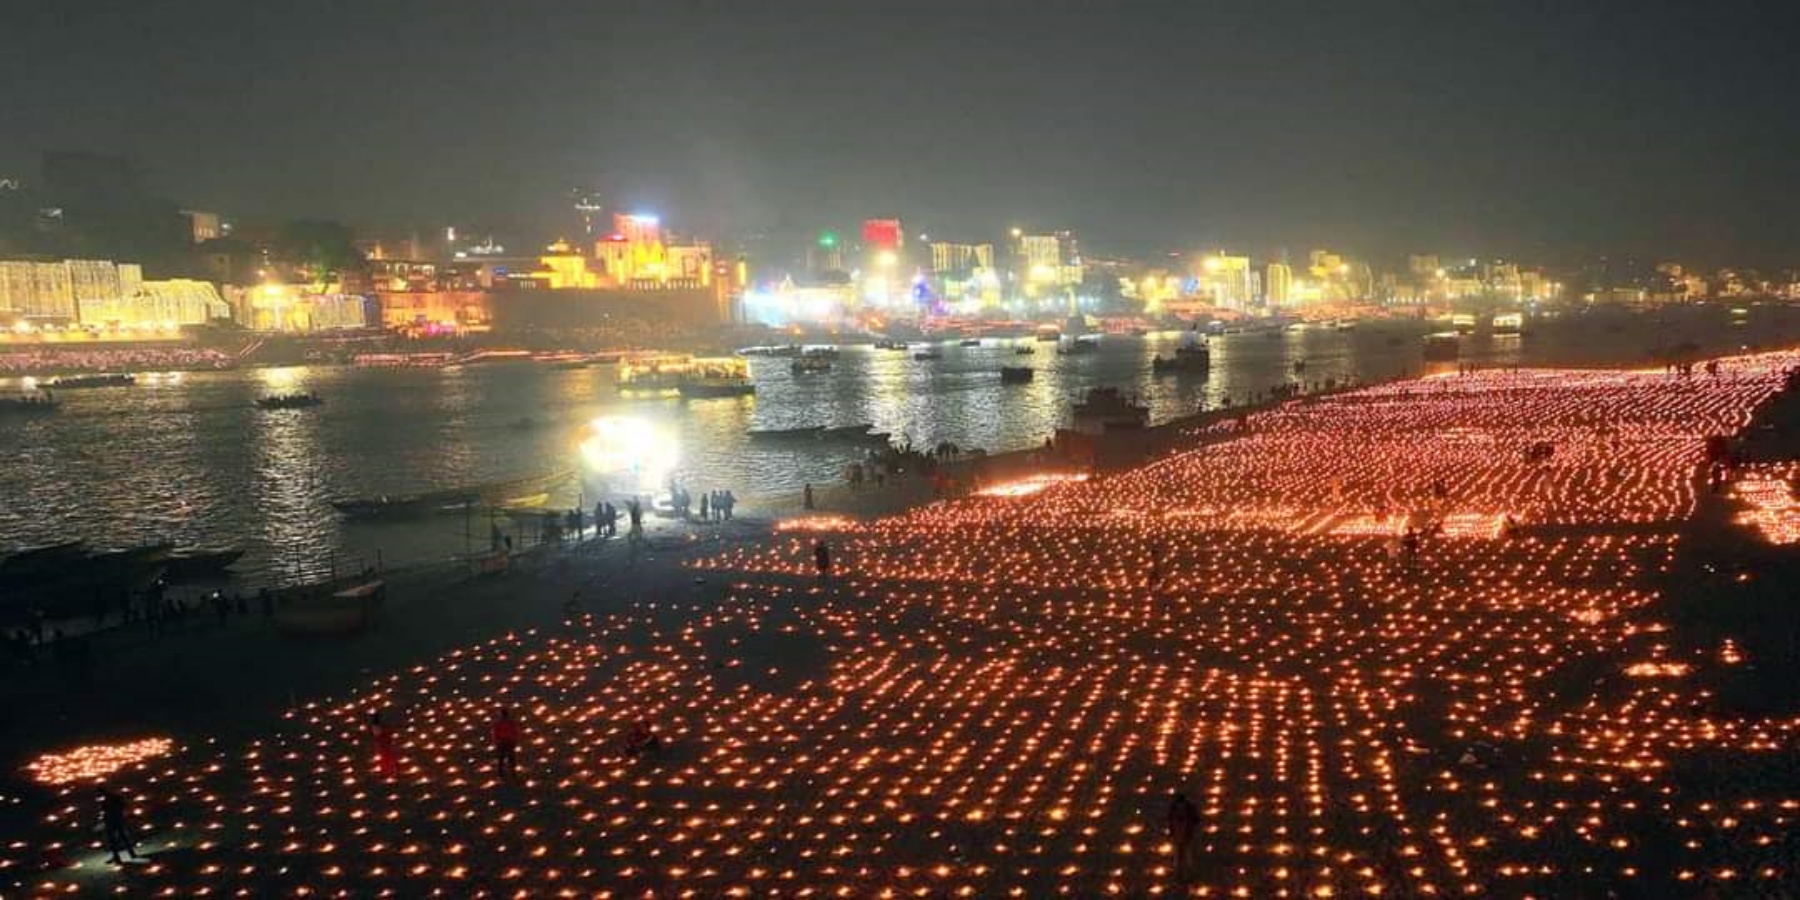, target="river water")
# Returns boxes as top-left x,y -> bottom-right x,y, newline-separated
3,305 -> 1796,583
